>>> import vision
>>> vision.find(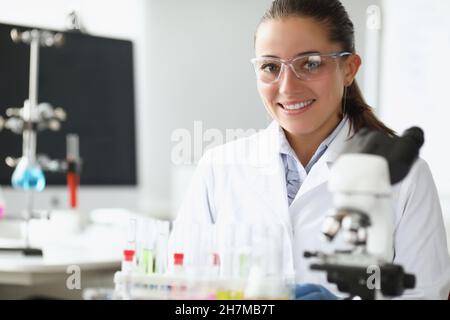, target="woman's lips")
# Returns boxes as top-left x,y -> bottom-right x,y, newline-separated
277,100 -> 315,116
